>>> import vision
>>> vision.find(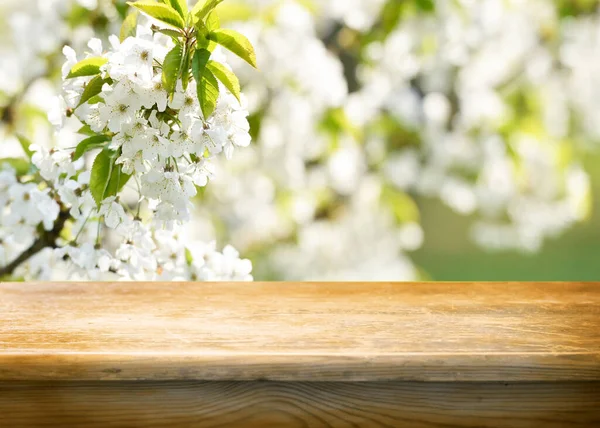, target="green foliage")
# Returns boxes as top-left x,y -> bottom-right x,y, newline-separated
90,149 -> 131,206
154,28 -> 183,39
127,0 -> 258,117
0,158 -> 31,176
192,48 -> 211,84
192,0 -> 225,21
77,75 -> 112,107
65,4 -> 95,28
381,186 -> 420,224
185,247 -> 194,265
556,0 -> 598,17
371,114 -> 421,151
114,1 -> 130,19
181,46 -> 193,91
246,110 -> 263,140
207,61 -> 240,101
319,107 -> 361,142
66,4 -> 111,30
369,0 -> 436,42
120,10 -> 139,41
162,43 -> 184,94
206,10 -> 220,31
192,49 -> 220,118
16,135 -> 33,159
199,69 -> 220,119
415,0 -> 435,12
77,124 -> 96,136
73,135 -> 111,161
127,1 -> 186,29
163,0 -> 188,19
208,29 -> 257,68
195,20 -> 210,48
66,57 -> 108,79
